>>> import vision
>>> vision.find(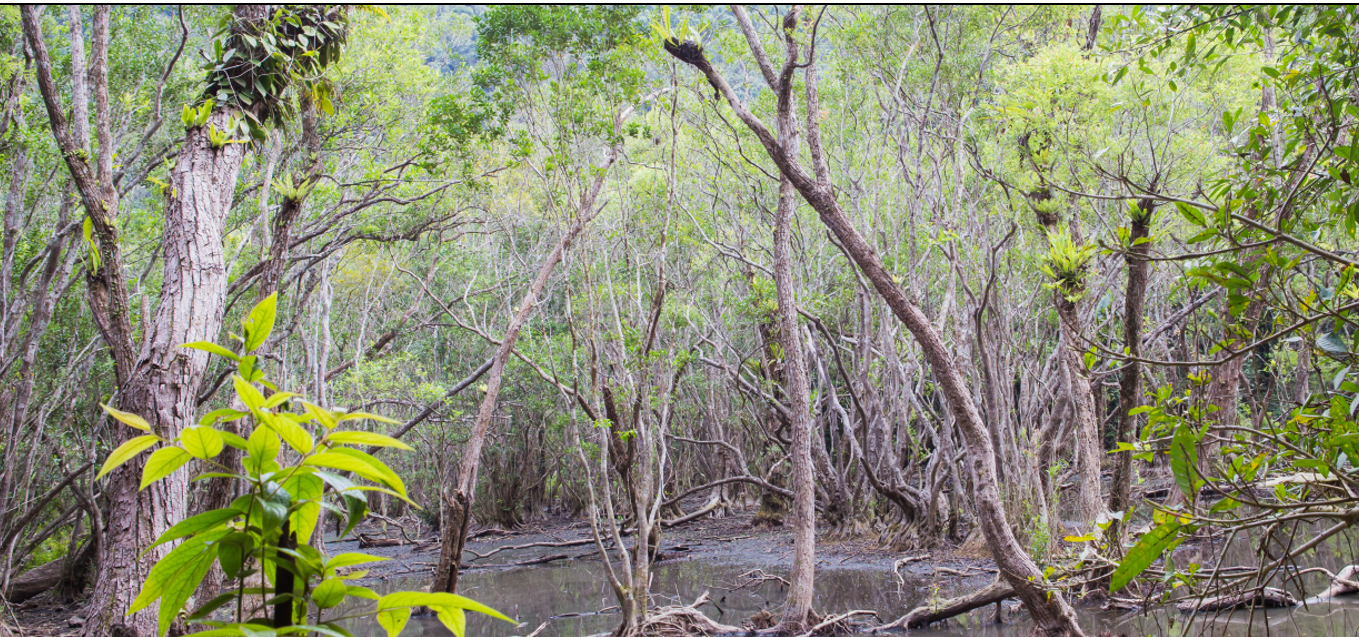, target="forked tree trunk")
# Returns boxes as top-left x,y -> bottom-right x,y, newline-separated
1033,195 -> 1105,526
666,32 -> 1086,637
